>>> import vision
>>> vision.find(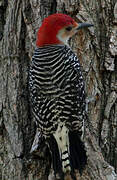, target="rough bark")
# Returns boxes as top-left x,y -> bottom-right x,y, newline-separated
0,0 -> 117,179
